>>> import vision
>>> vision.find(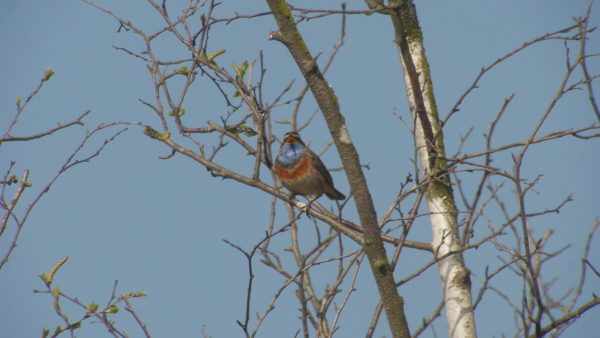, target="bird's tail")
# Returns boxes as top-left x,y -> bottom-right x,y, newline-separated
325,187 -> 345,200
